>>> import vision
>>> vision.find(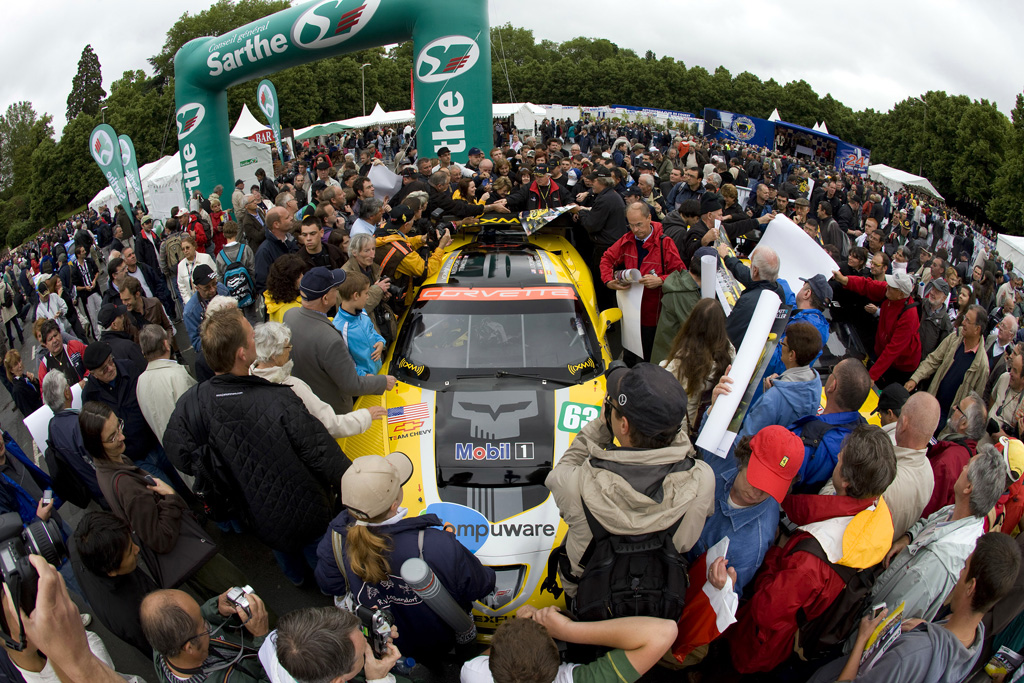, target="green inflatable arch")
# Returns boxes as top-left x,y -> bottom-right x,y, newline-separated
173,0 -> 493,200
